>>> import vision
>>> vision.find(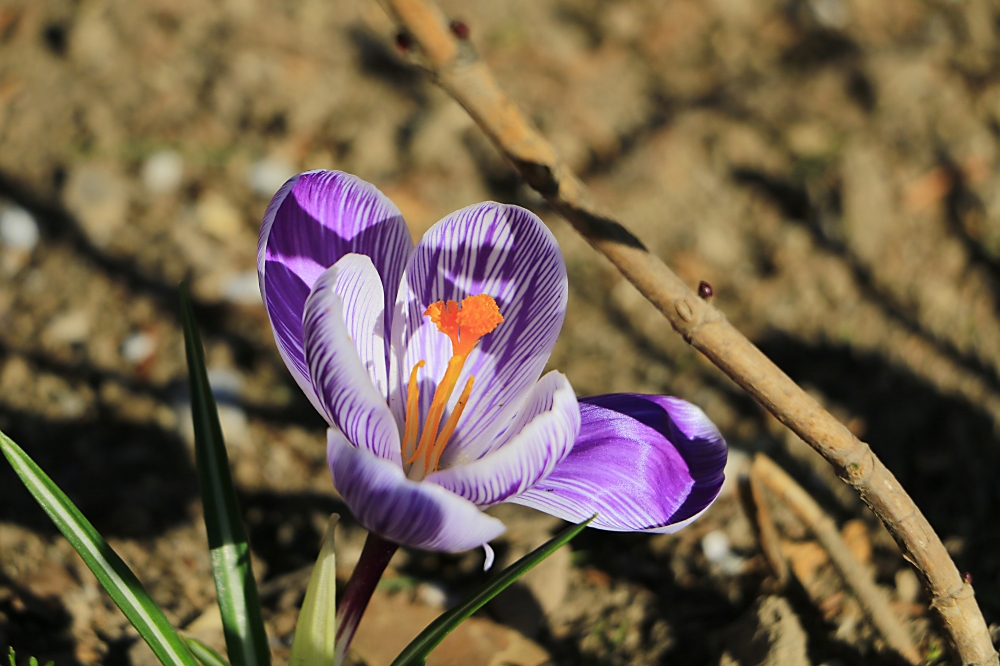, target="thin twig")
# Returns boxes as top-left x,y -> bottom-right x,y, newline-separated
752,454 -> 921,664
747,473 -> 790,587
378,2 -> 998,664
